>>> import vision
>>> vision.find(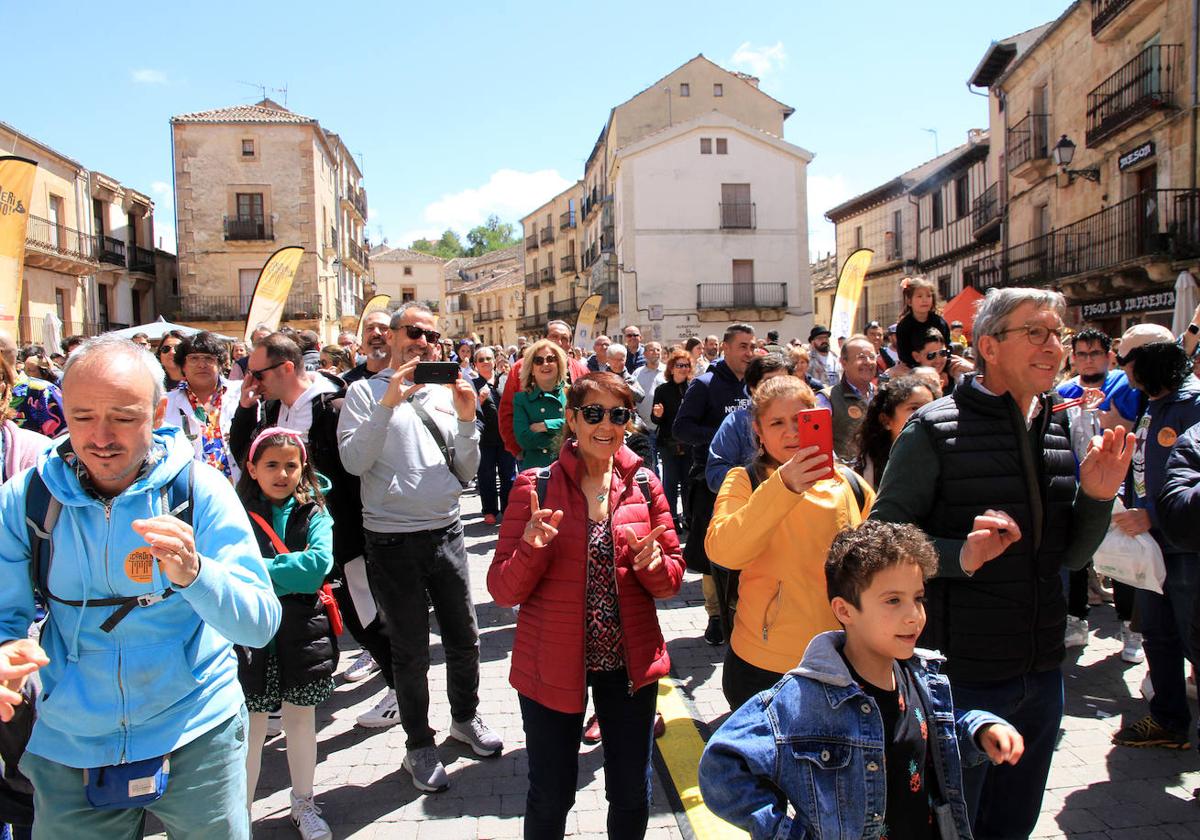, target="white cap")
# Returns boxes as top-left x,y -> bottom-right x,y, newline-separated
1118,323 -> 1175,354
